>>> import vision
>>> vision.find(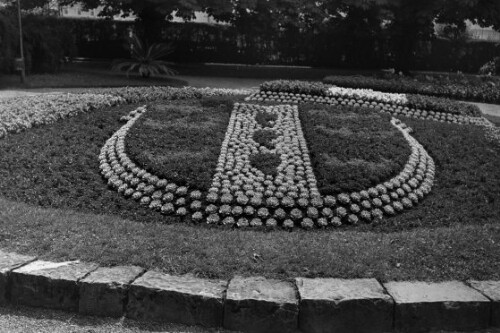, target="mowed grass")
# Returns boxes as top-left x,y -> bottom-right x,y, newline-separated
0,99 -> 499,281
0,197 -> 498,282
